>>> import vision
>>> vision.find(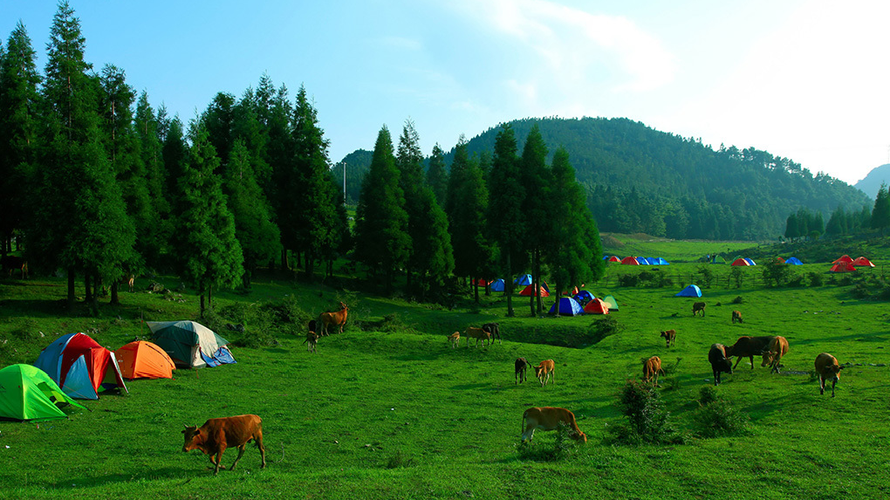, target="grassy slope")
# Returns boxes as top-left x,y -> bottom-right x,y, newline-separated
1,261 -> 889,499
601,233 -> 758,262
